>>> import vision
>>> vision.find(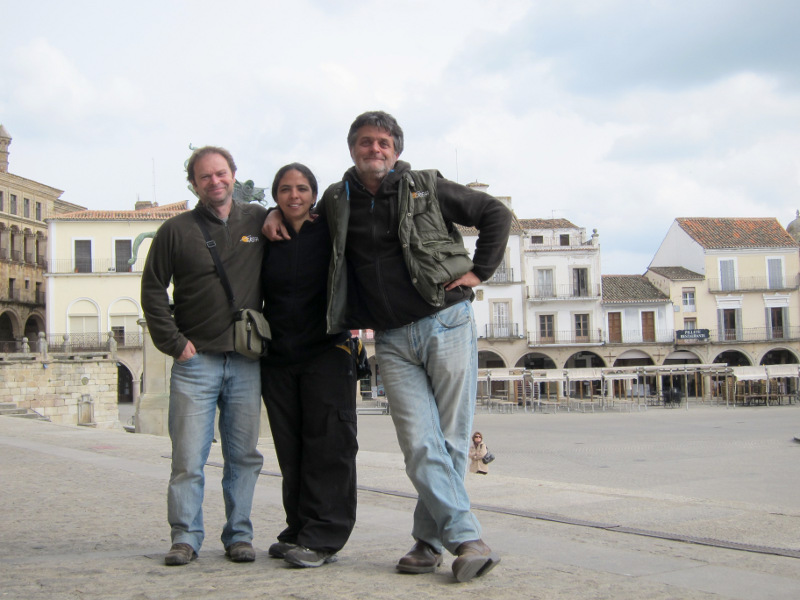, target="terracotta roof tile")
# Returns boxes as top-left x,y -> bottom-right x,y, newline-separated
518,218 -> 578,230
457,212 -> 524,236
50,201 -> 189,221
647,266 -> 704,280
677,217 -> 798,249
602,275 -> 669,303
